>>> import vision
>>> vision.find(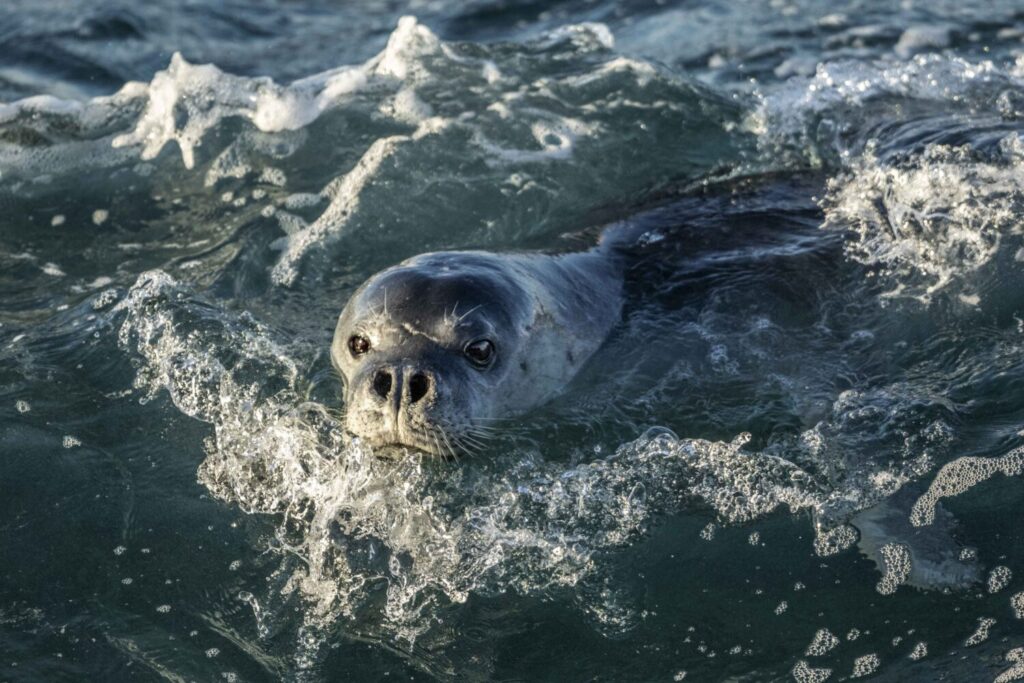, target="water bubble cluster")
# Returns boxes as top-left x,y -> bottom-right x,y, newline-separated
964,617 -> 996,647
875,543 -> 911,595
805,628 -> 839,657
989,566 -> 1013,594
850,654 -> 880,678
912,446 -> 1024,526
